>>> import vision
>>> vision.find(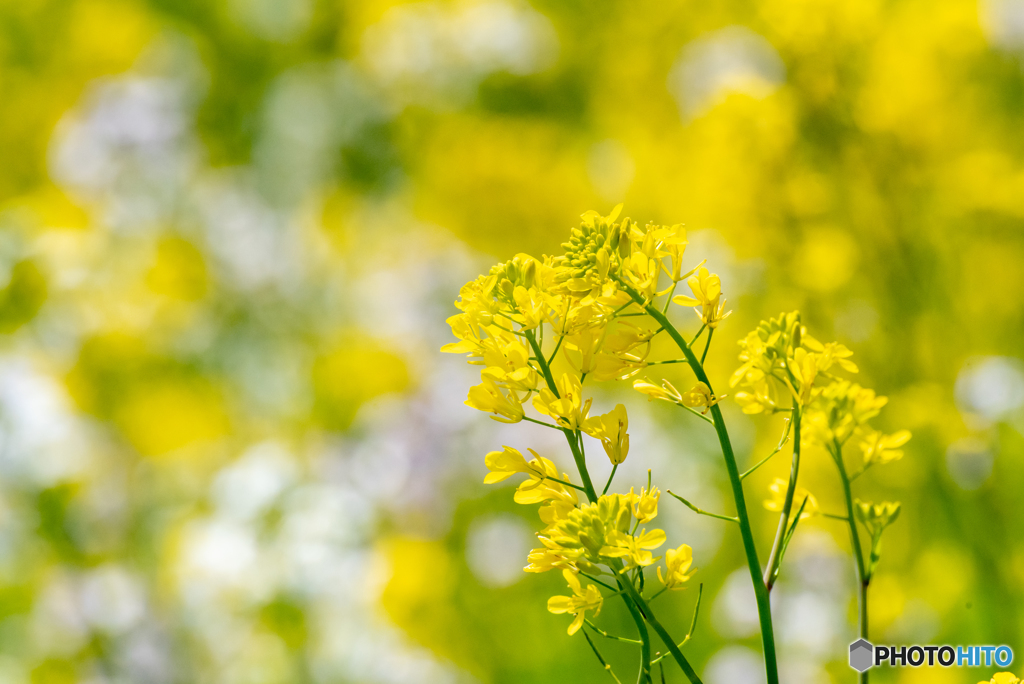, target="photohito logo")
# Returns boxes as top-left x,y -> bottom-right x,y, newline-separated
849,640 -> 1014,672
